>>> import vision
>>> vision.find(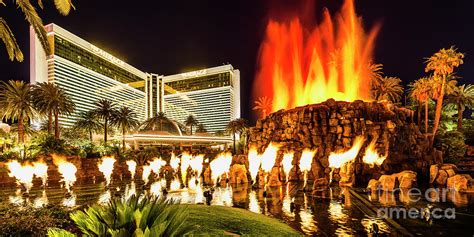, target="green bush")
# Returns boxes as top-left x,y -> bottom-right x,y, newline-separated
435,130 -> 467,164
49,195 -> 192,237
461,119 -> 474,146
